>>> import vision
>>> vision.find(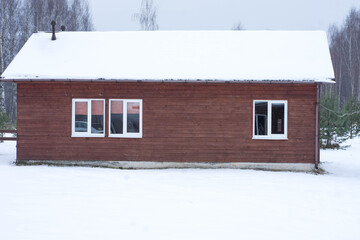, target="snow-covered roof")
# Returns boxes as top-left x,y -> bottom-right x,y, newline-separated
1,31 -> 335,83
